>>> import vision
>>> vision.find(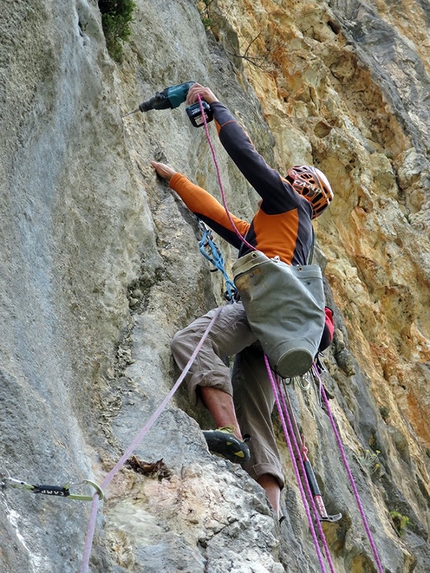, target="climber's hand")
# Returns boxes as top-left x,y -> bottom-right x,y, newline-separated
186,83 -> 218,106
150,161 -> 177,182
